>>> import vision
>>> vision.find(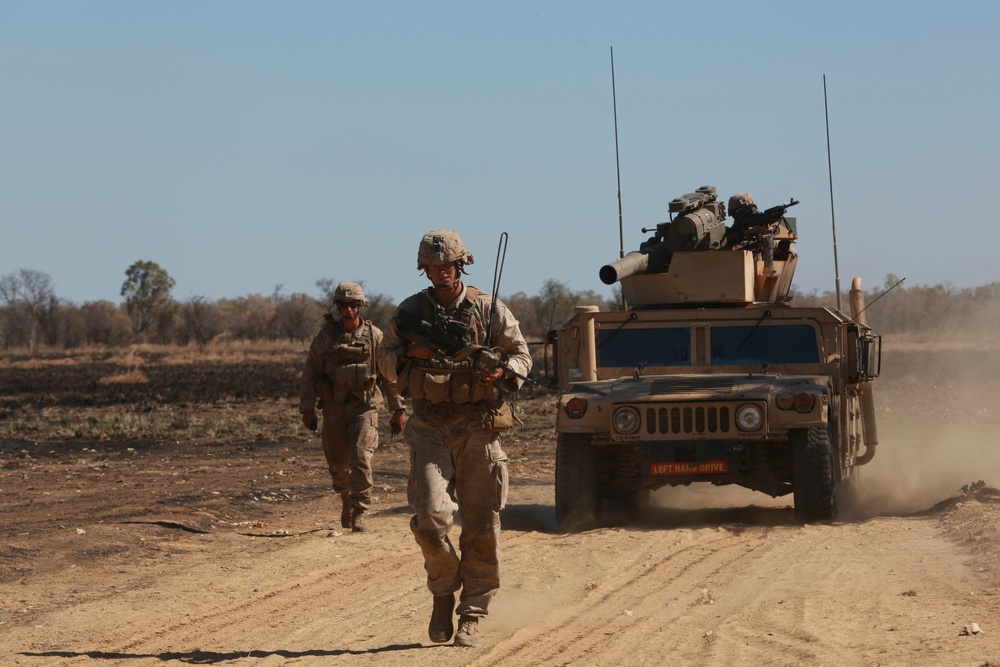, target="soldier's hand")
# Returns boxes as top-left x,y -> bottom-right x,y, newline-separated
477,367 -> 504,386
406,342 -> 435,360
390,410 -> 407,437
302,409 -> 318,431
